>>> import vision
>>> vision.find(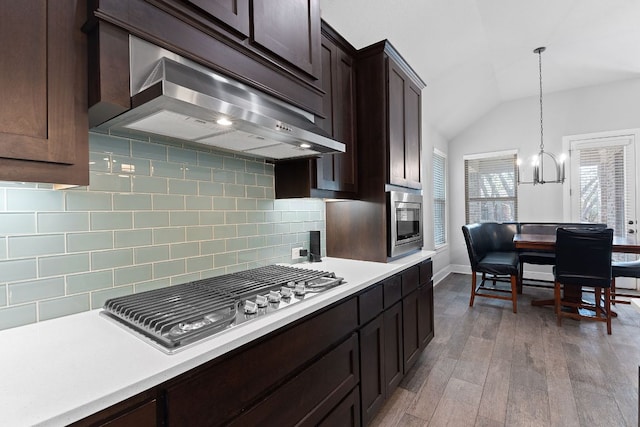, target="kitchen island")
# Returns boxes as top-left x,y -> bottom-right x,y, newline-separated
0,252 -> 434,426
